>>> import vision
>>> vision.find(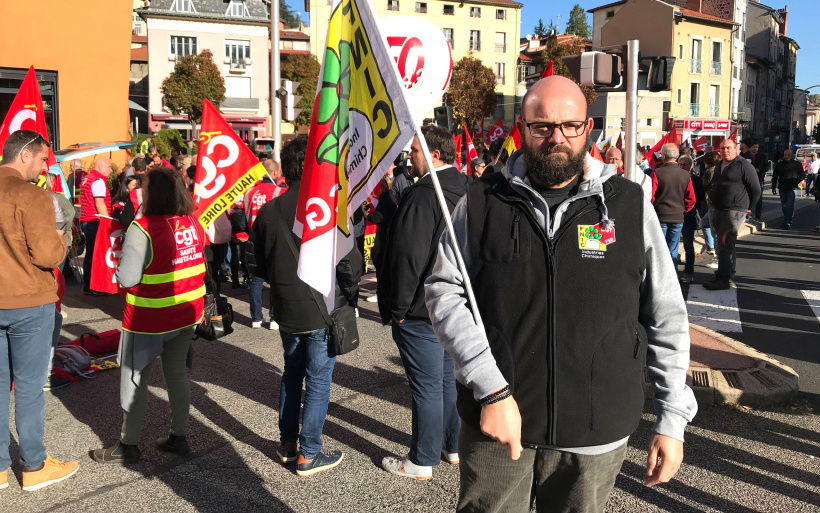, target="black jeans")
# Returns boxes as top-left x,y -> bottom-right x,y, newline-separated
229,240 -> 248,283
457,423 -> 627,513
81,221 -> 99,292
712,209 -> 746,278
